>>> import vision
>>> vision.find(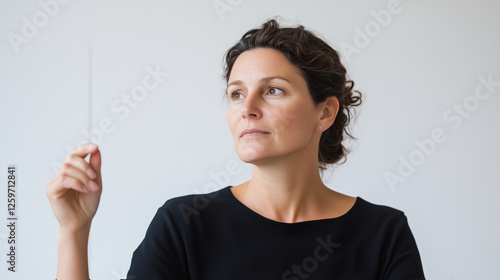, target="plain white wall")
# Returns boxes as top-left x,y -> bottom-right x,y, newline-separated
1,0 -> 499,279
